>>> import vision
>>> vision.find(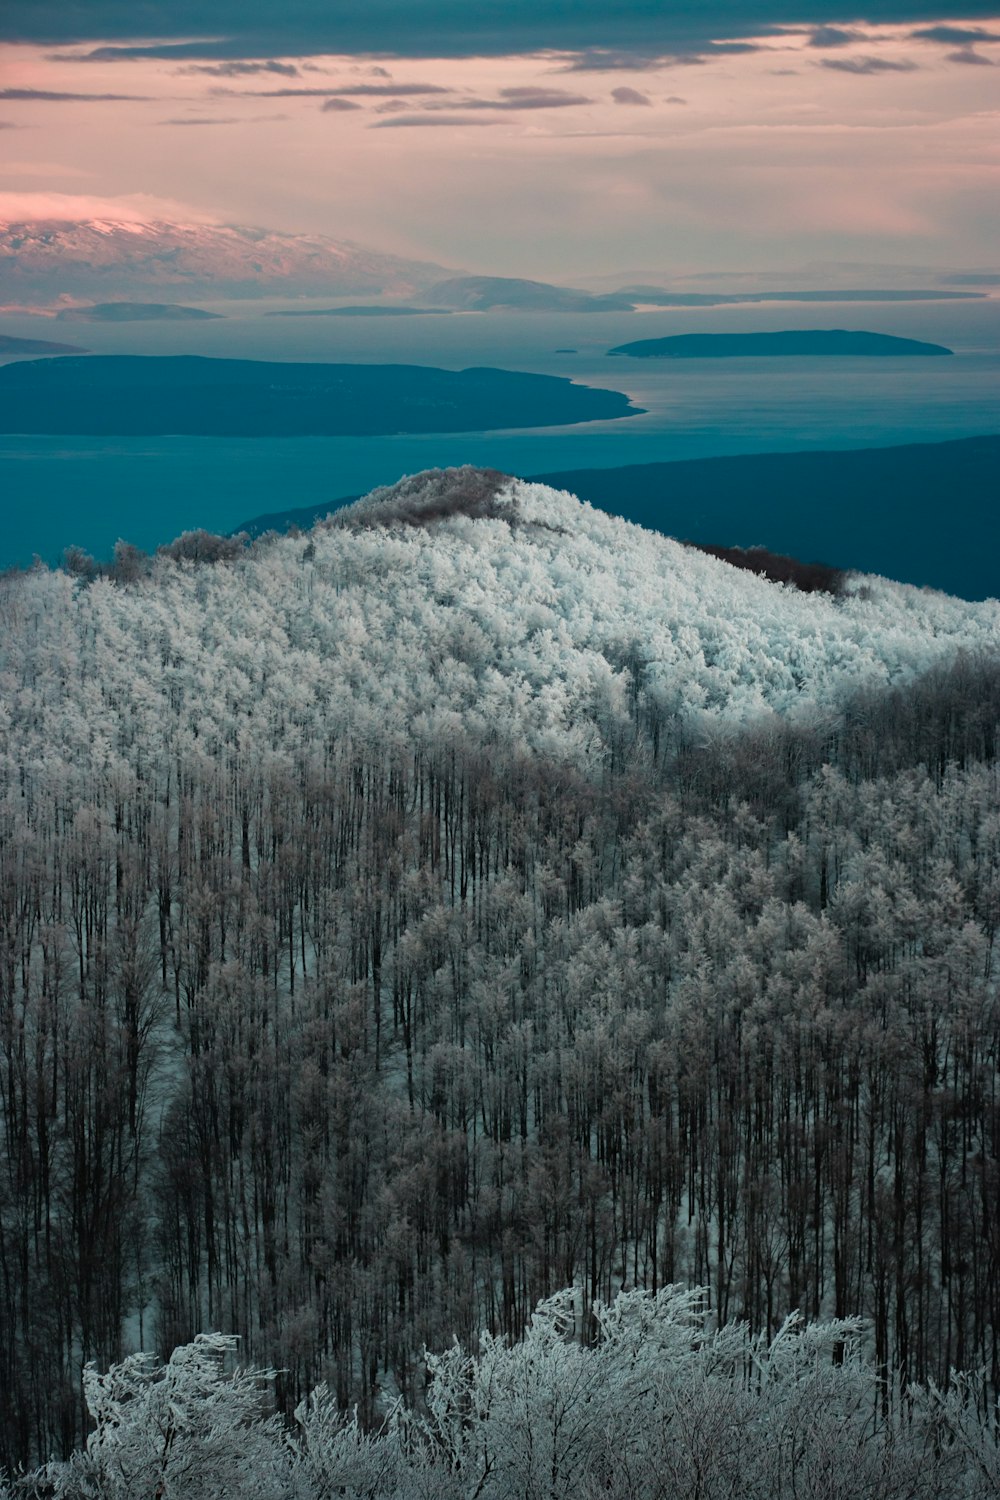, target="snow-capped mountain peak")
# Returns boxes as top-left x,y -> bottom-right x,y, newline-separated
0,215 -> 454,299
